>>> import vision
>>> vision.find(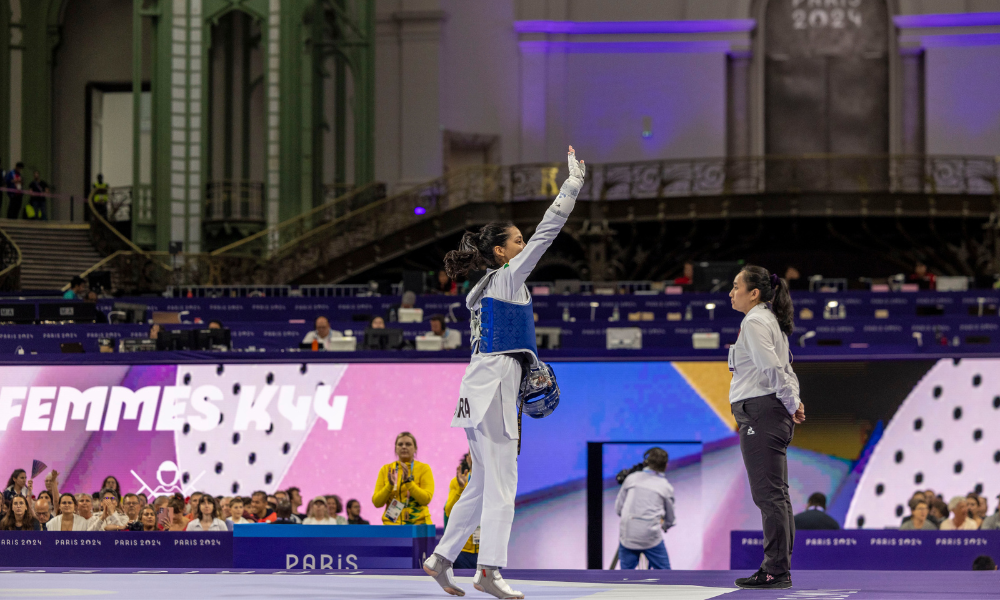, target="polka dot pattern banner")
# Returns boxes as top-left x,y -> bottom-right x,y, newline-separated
846,358 -> 1000,529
